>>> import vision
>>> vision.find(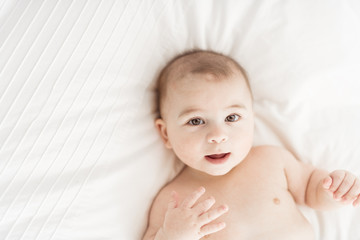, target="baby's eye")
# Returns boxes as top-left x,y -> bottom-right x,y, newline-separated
188,118 -> 205,126
225,114 -> 240,122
